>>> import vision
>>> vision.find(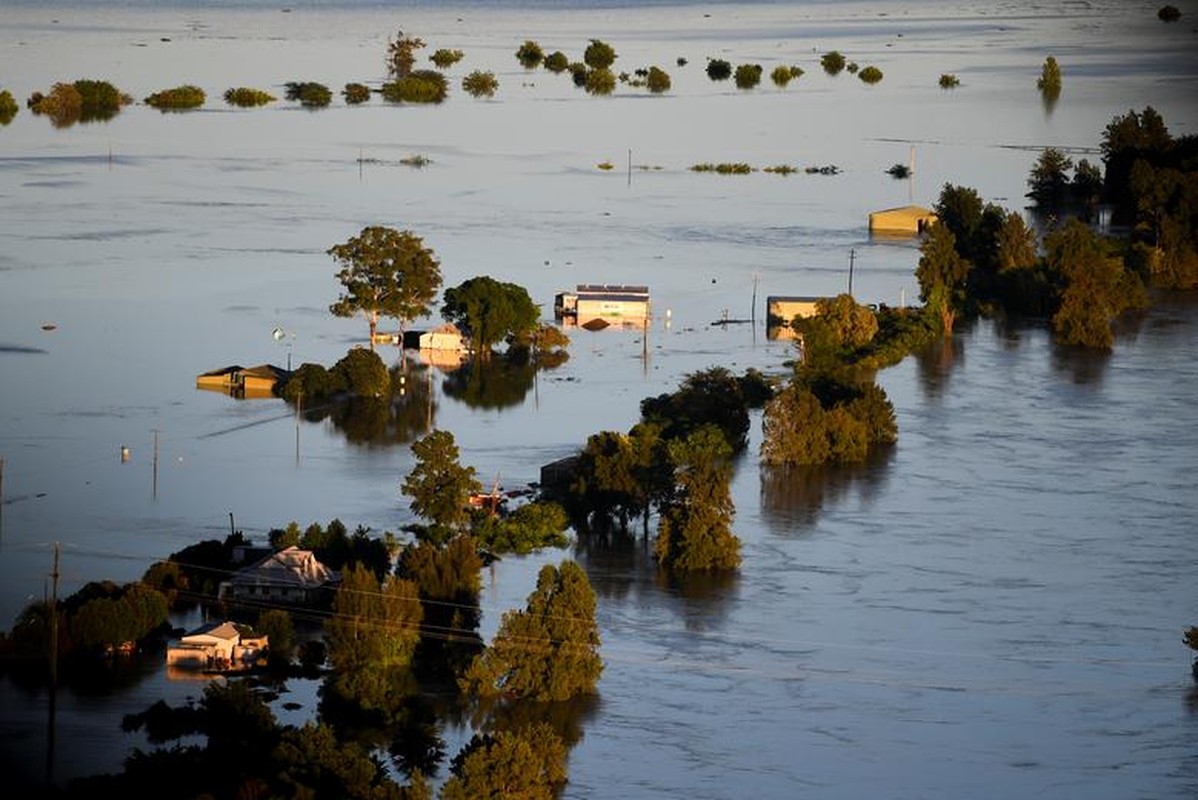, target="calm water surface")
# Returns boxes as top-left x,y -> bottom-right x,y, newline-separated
1,1 -> 1196,797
